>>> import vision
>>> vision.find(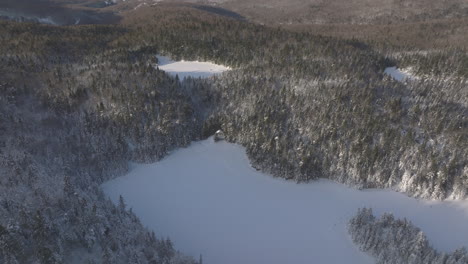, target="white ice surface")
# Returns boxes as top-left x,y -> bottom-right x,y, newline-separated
384,66 -> 416,82
102,138 -> 468,264
156,55 -> 230,79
